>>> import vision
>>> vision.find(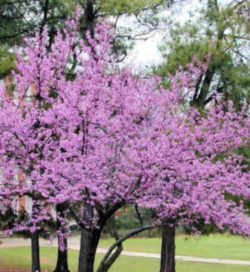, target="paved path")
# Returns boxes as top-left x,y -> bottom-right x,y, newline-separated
1,236 -> 250,266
